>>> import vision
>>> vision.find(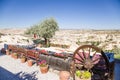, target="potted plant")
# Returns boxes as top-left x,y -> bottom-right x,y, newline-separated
59,71 -> 70,80
13,53 -> 18,59
21,56 -> 26,63
6,49 -> 10,55
39,60 -> 48,74
75,70 -> 91,80
27,59 -> 33,67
